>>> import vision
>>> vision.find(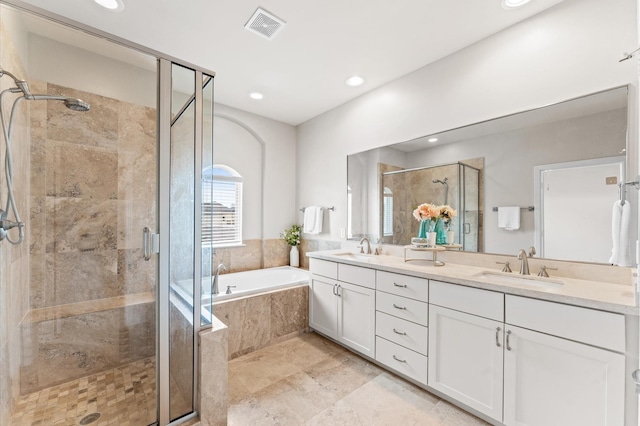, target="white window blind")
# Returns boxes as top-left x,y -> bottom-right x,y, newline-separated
203,165 -> 243,246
